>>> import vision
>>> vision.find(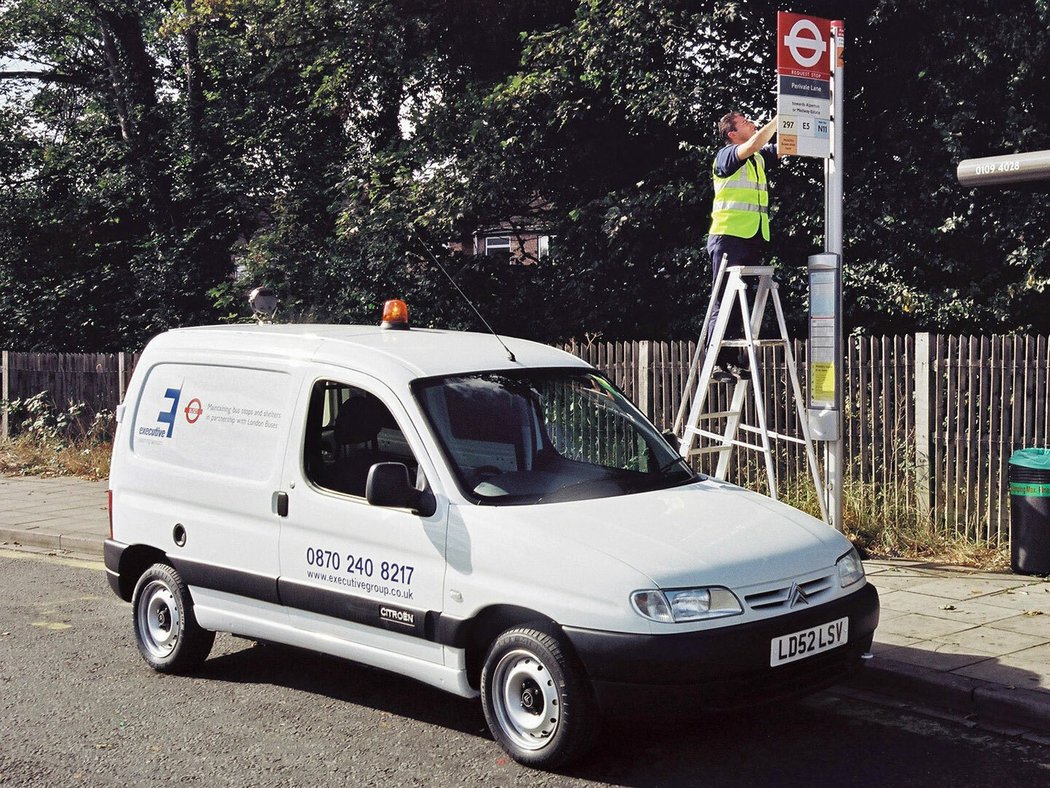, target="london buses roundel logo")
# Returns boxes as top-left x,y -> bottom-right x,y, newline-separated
784,18 -> 827,68
183,398 -> 204,424
777,12 -> 832,80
